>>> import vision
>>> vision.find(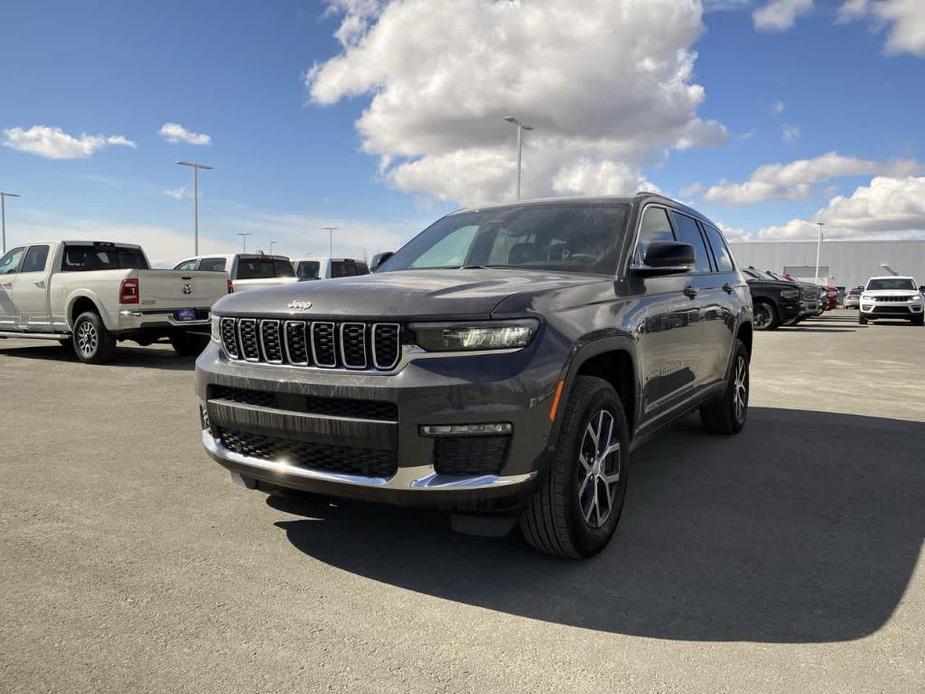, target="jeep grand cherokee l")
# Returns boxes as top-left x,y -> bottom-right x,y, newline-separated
196,193 -> 753,558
